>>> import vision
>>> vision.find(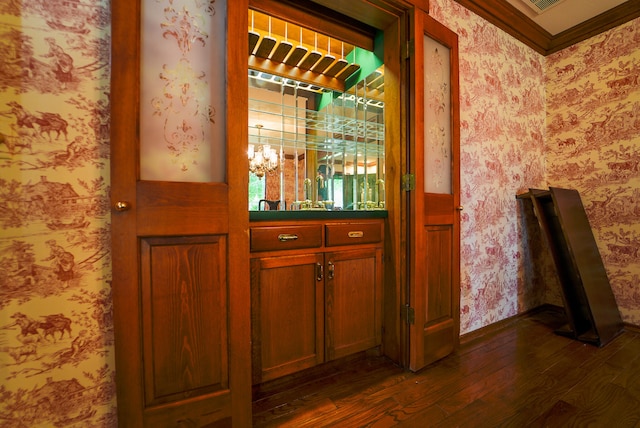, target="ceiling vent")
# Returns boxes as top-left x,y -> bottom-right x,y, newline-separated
519,0 -> 567,15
